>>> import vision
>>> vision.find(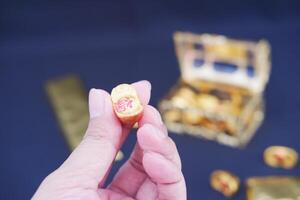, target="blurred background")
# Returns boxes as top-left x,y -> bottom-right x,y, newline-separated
1,0 -> 300,199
